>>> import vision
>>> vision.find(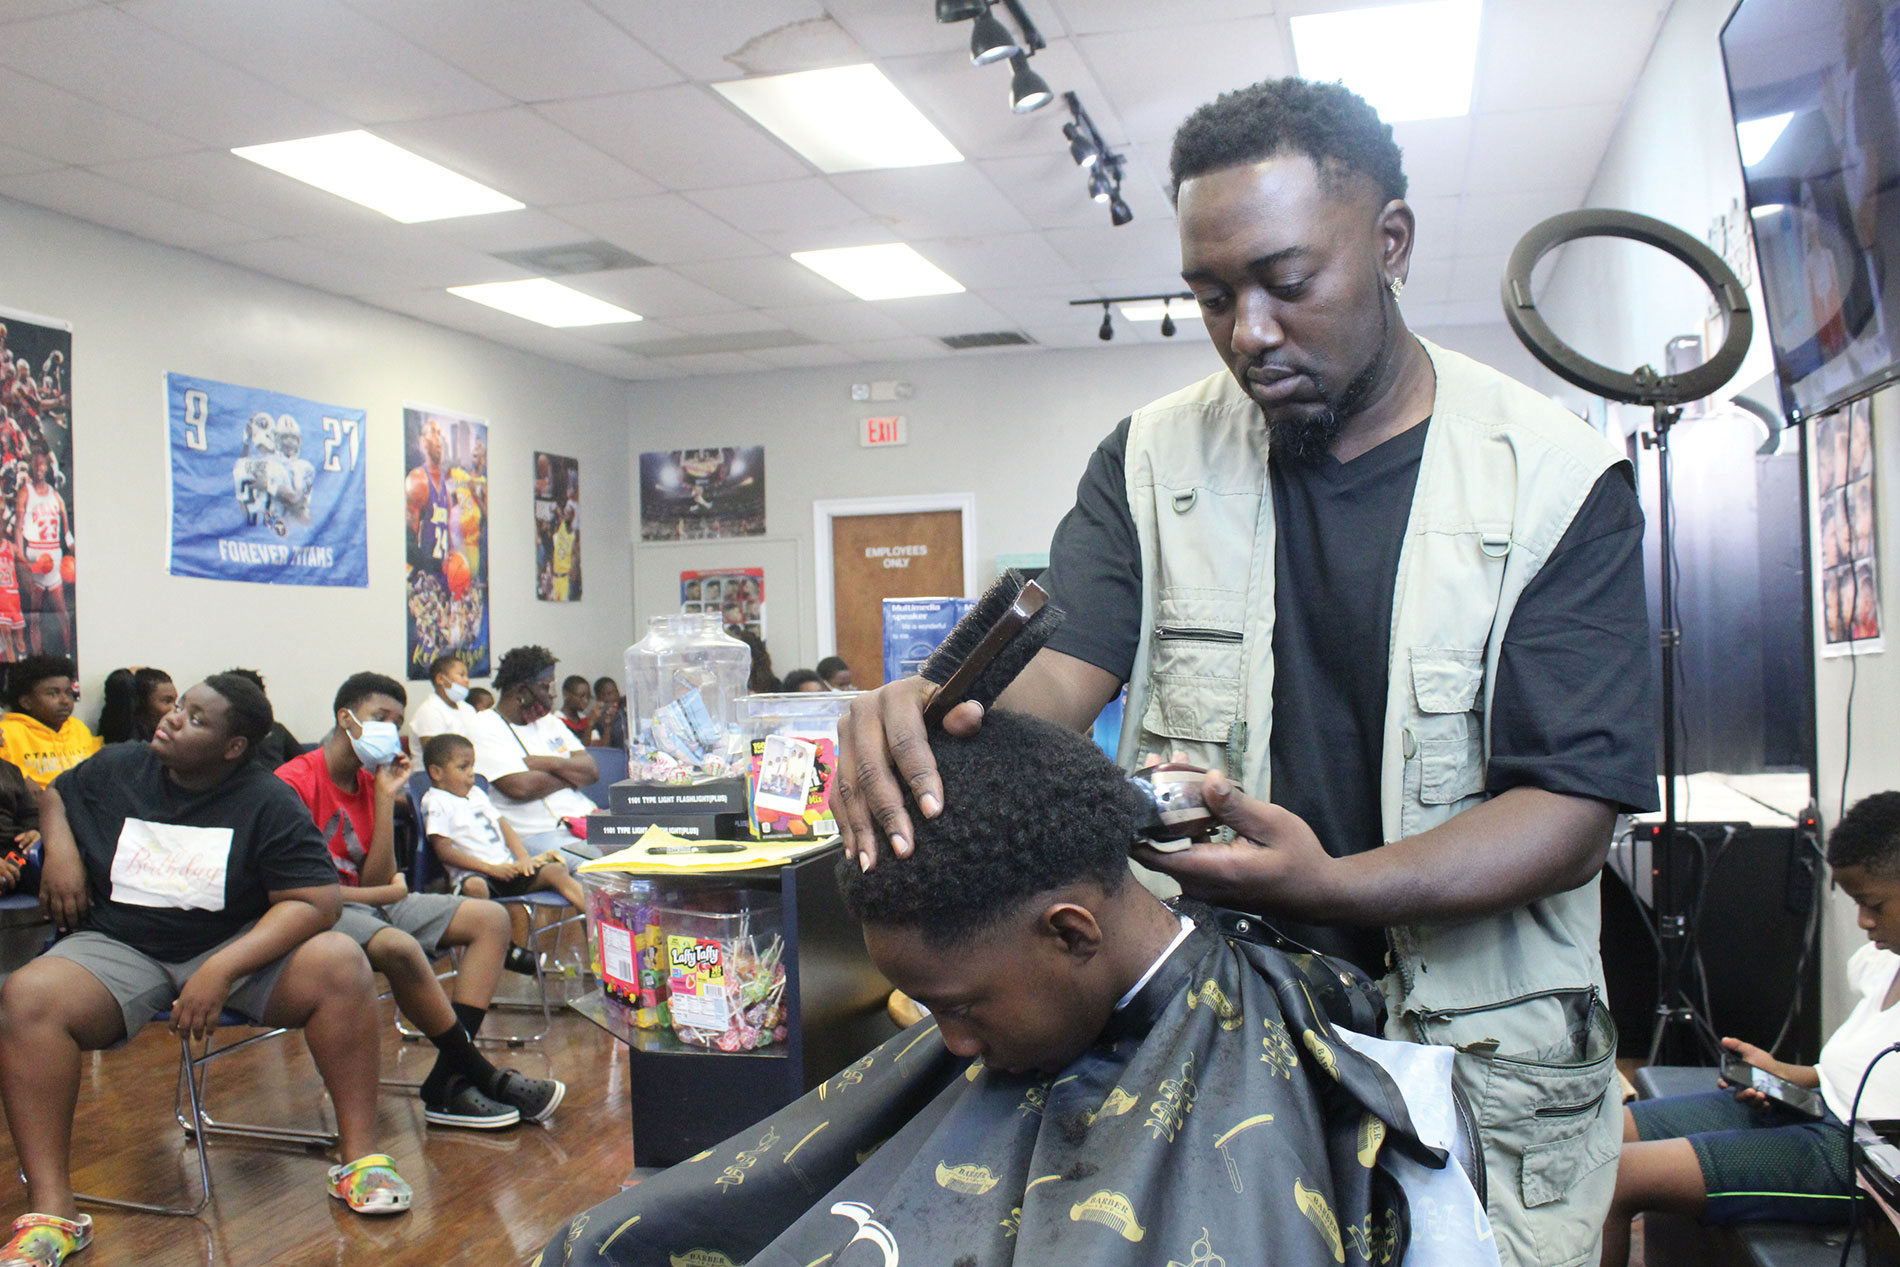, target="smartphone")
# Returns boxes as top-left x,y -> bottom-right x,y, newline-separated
1721,1055 -> 1825,1119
